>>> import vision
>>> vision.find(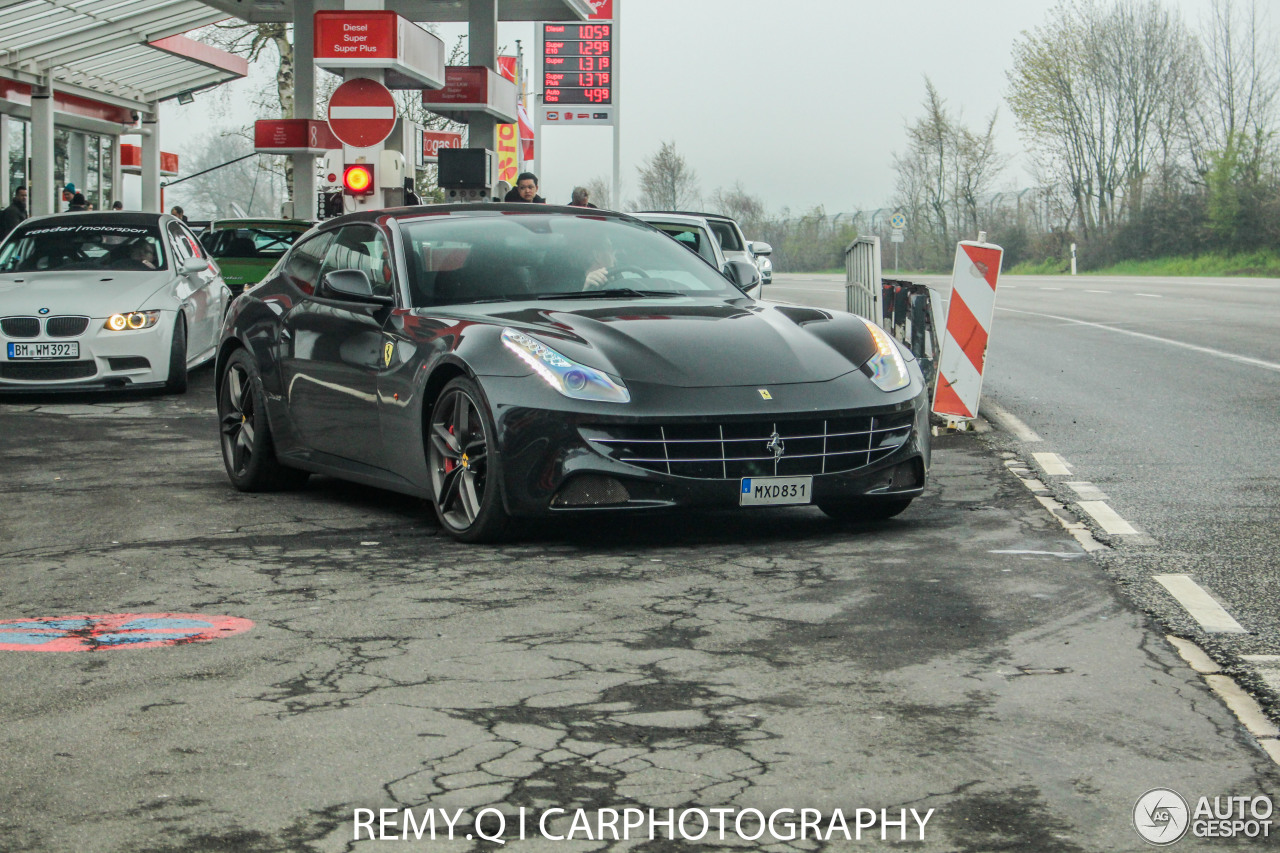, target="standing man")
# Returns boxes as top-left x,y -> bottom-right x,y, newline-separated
0,187 -> 28,240
504,172 -> 546,204
567,187 -> 598,208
